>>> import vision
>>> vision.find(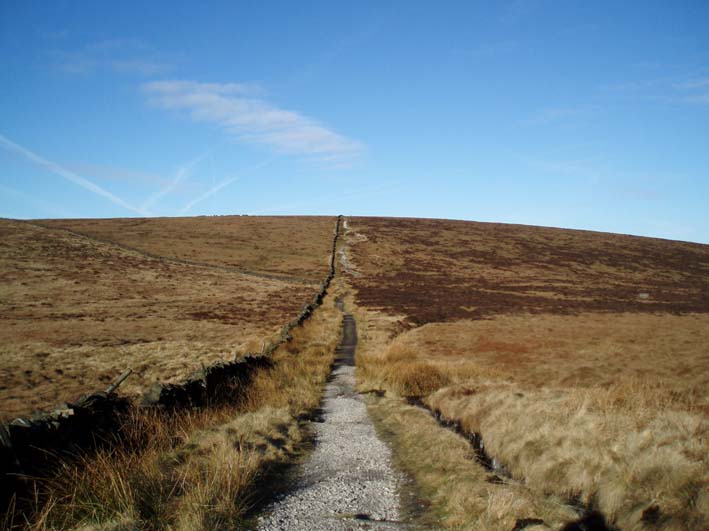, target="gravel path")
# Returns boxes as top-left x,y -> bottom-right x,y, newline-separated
257,313 -> 409,531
